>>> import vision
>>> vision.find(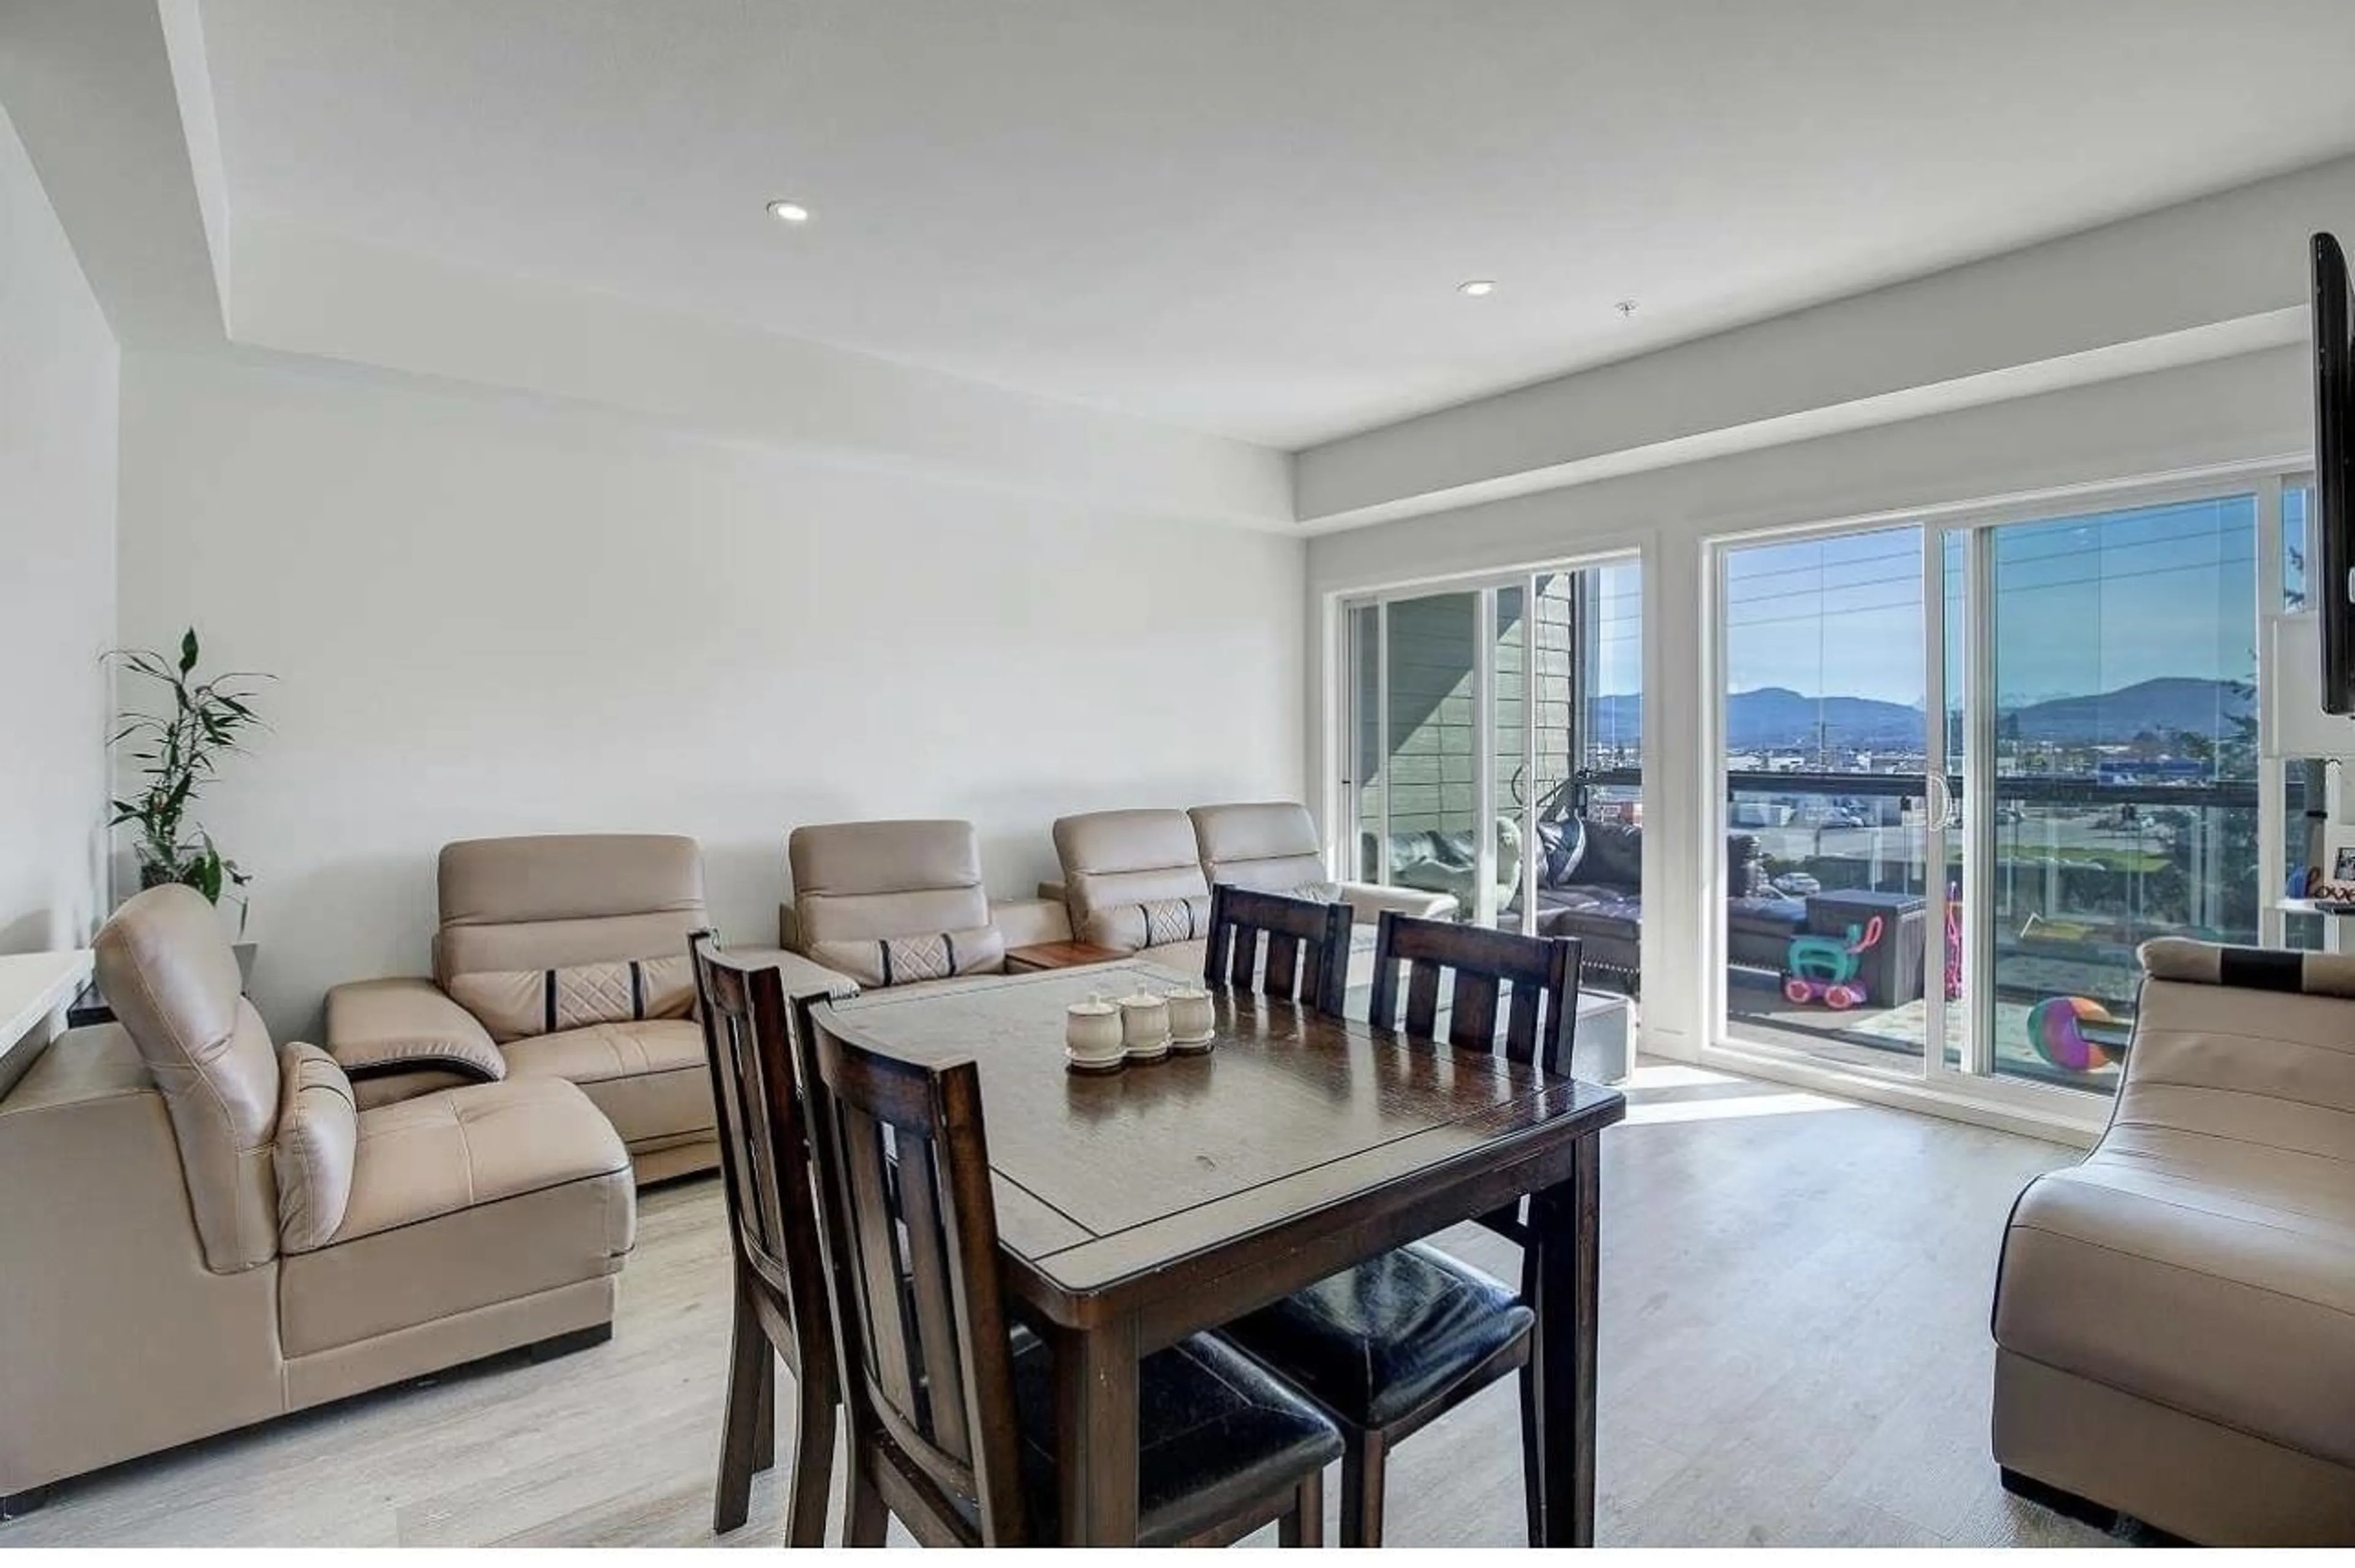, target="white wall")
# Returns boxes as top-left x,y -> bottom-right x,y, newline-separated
0,102 -> 118,956
118,350 -> 1306,1039
1304,345 -> 2312,1074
